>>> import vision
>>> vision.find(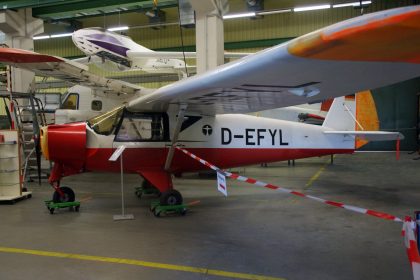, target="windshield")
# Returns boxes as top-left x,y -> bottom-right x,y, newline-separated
87,106 -> 124,135
61,92 -> 78,110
